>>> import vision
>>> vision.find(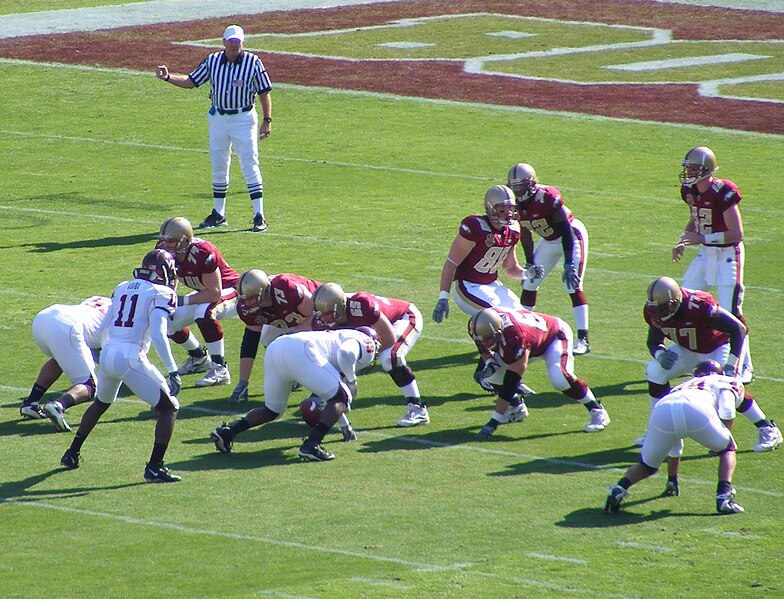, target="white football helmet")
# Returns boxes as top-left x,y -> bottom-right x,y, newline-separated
483,185 -> 517,226
237,269 -> 270,308
468,308 -> 505,352
312,282 -> 347,325
507,163 -> 538,203
679,146 -> 717,185
646,276 -> 683,326
158,217 -> 194,254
